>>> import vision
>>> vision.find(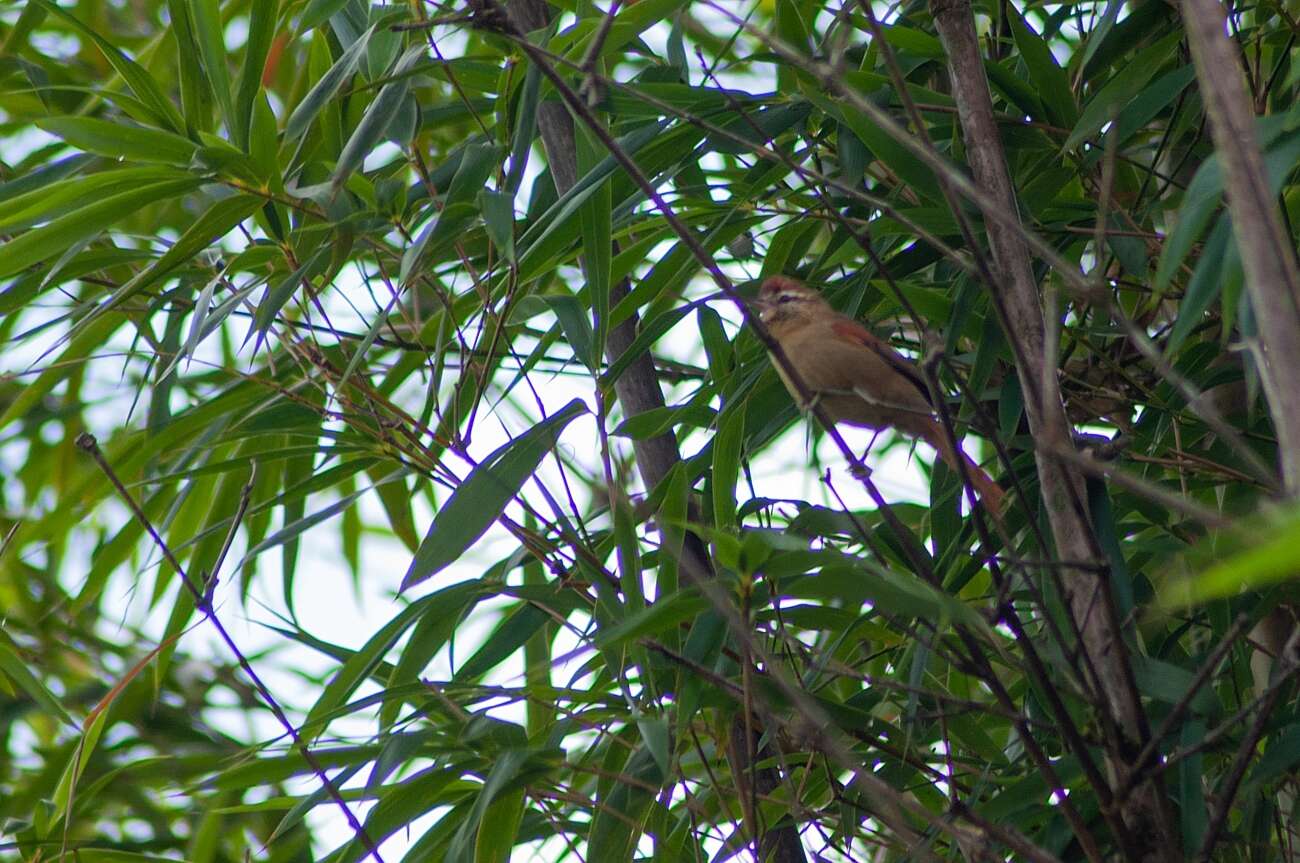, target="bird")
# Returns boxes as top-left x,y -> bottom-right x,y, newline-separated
754,276 -> 1006,512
